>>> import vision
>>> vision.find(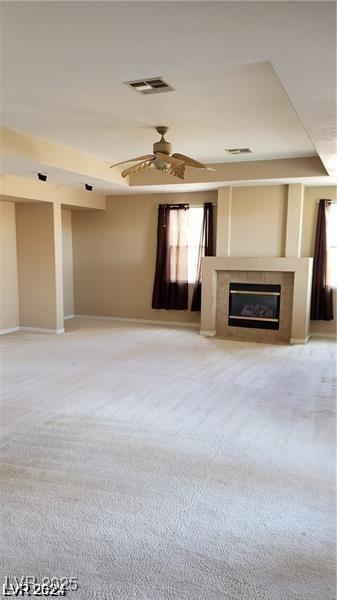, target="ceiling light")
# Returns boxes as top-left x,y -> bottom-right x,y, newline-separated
85,184 -> 93,191
37,172 -> 47,181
